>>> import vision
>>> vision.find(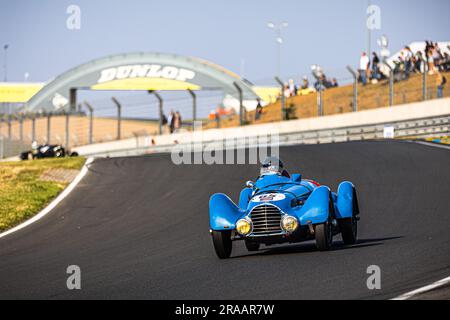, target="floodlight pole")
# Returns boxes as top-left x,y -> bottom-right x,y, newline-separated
268,22 -> 288,78
149,91 -> 164,135
112,97 -> 122,140
233,82 -> 244,126
3,44 -> 8,82
275,77 -> 286,121
188,89 -> 197,122
346,66 -> 358,112
84,101 -> 94,145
